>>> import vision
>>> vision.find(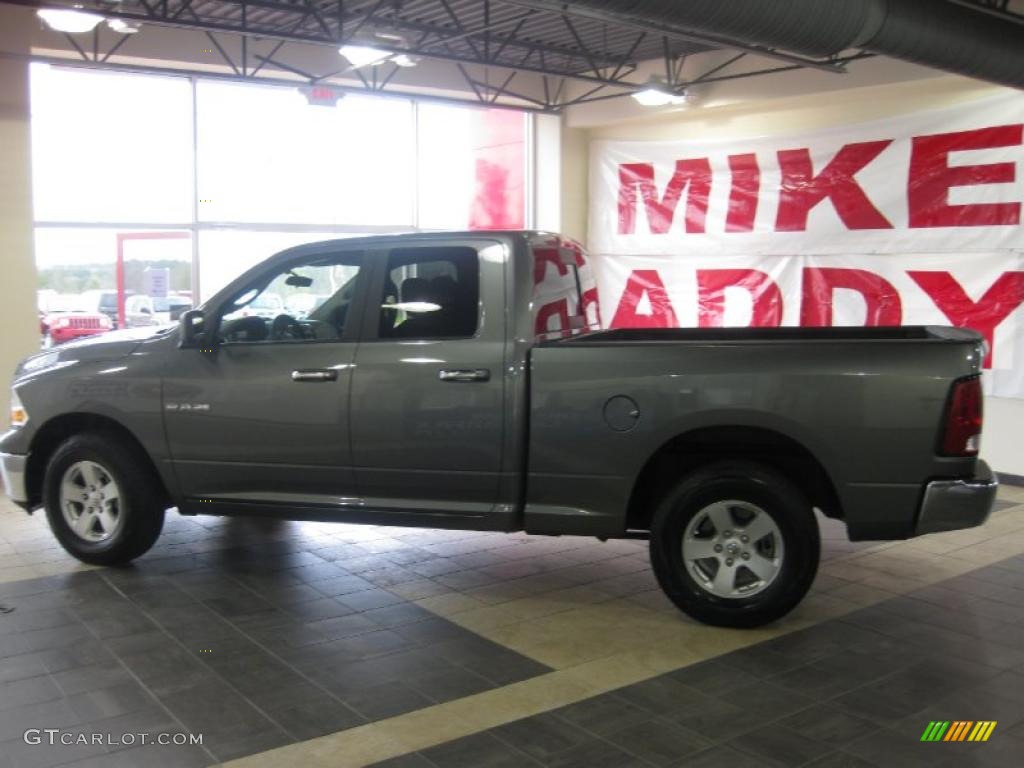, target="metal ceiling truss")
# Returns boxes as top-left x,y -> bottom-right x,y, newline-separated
10,0 -> 879,111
